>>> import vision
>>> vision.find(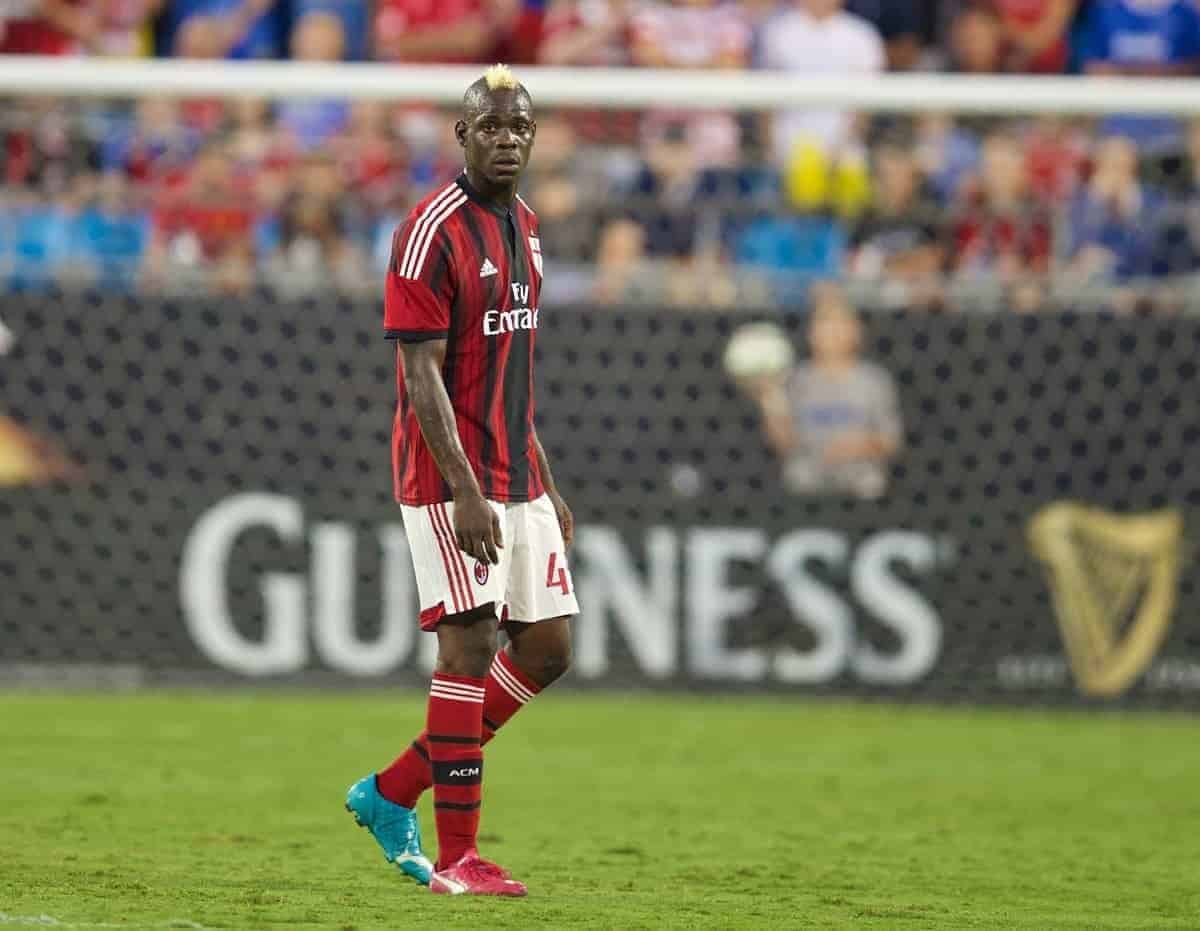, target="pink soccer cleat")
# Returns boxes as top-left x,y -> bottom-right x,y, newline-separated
429,851 -> 528,897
